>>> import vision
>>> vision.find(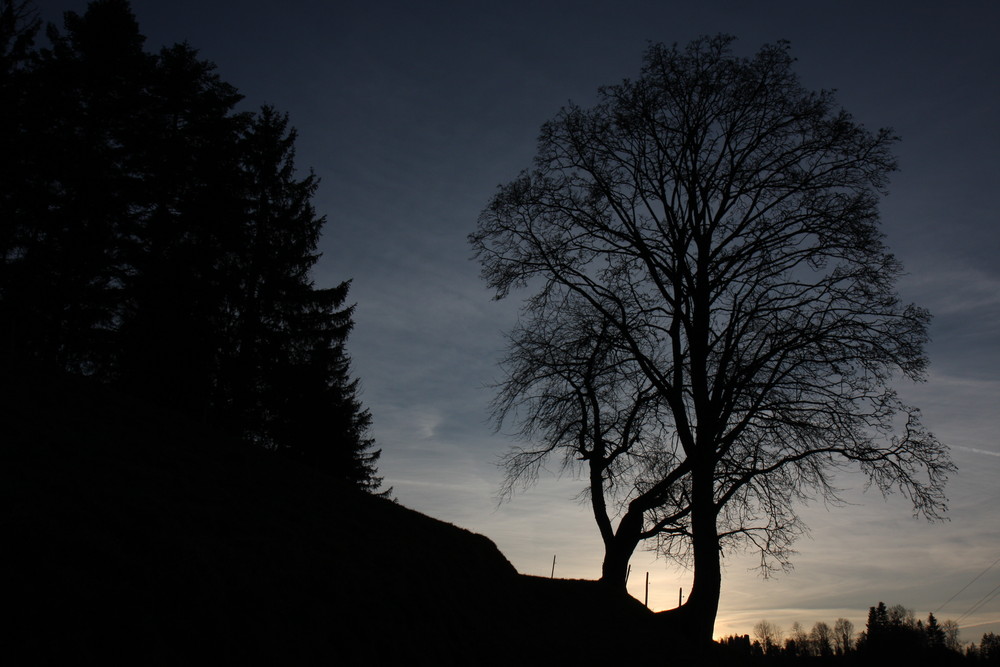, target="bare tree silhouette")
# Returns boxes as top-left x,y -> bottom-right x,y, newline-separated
472,35 -> 953,644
